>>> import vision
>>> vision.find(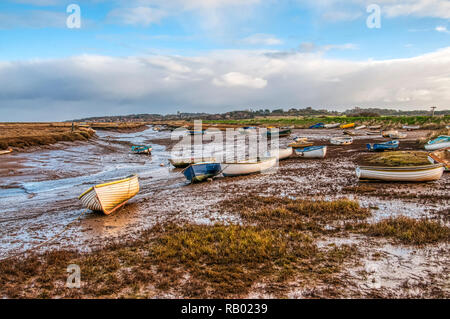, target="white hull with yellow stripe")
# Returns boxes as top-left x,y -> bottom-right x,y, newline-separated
79,175 -> 140,215
356,164 -> 444,182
